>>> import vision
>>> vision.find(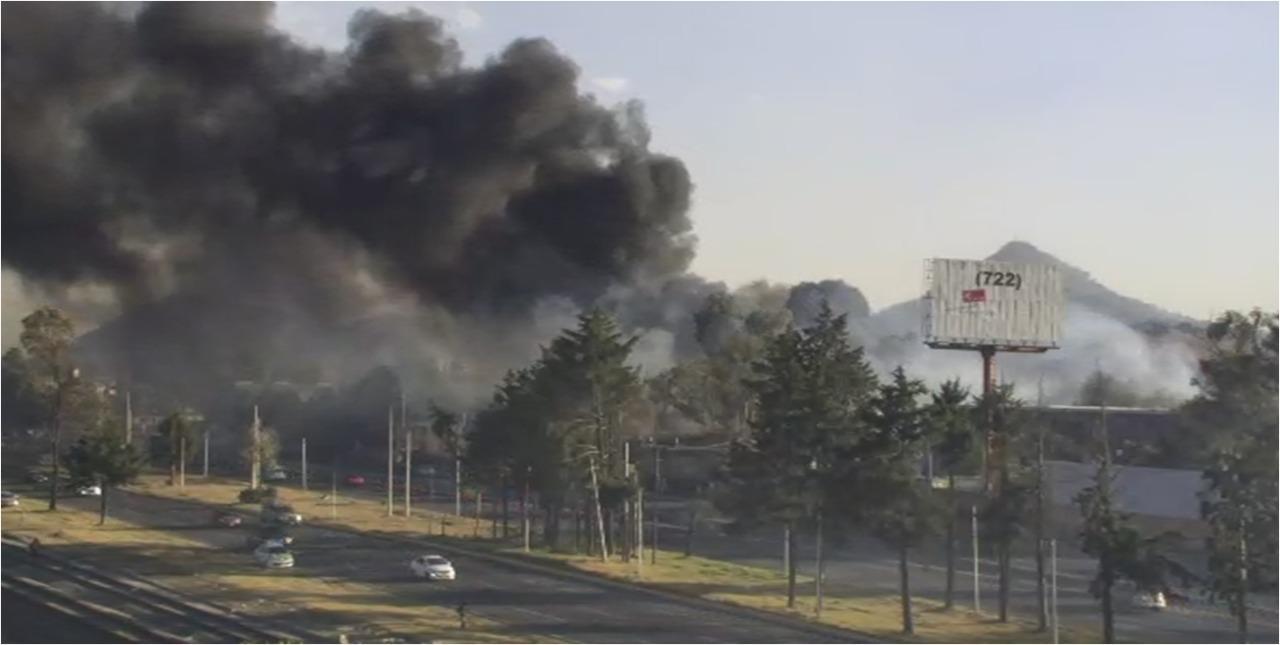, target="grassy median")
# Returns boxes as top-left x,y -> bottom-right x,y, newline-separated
127,473 -> 1097,643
